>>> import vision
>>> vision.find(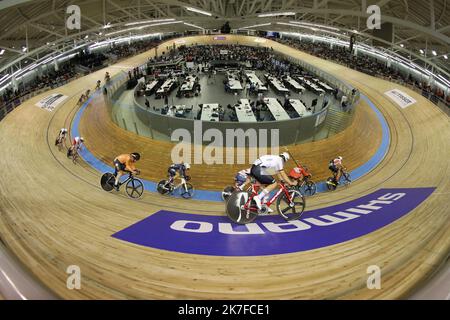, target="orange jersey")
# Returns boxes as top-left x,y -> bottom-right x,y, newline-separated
115,154 -> 137,172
